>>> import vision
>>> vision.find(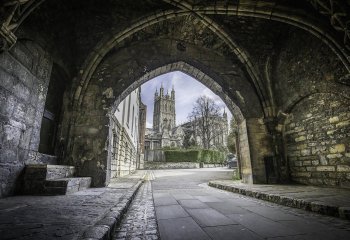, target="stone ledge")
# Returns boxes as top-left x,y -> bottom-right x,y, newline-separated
208,181 -> 350,220
80,180 -> 144,240
144,161 -> 225,169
